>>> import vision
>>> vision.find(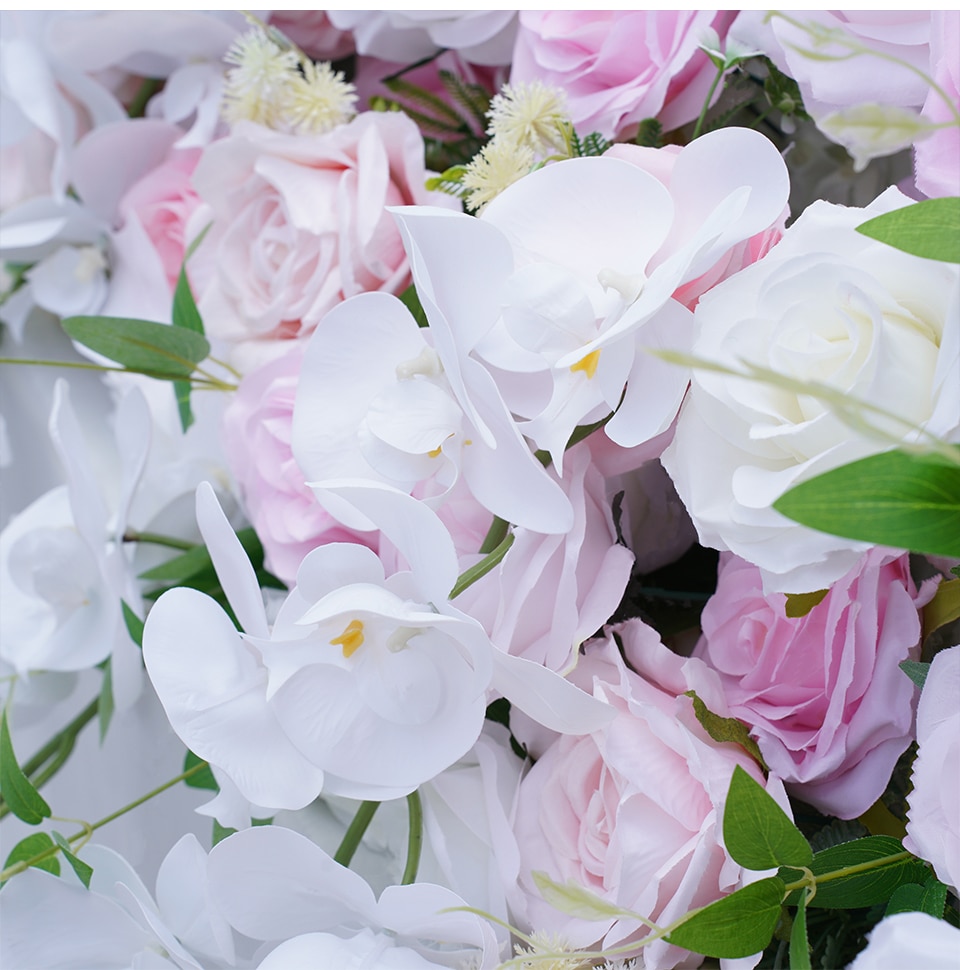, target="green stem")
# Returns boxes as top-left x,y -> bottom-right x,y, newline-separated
0,760 -> 209,883
478,516 -> 509,555
122,530 -> 196,551
449,533 -> 515,599
692,64 -> 727,140
401,790 -> 423,885
782,851 -> 913,893
0,357 -> 235,391
0,698 -> 99,820
0,357 -> 129,374
333,800 -> 380,868
127,77 -> 163,119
